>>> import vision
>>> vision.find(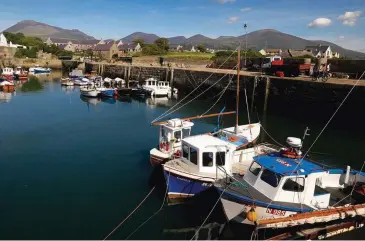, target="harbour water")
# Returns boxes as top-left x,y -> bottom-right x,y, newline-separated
0,73 -> 364,239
